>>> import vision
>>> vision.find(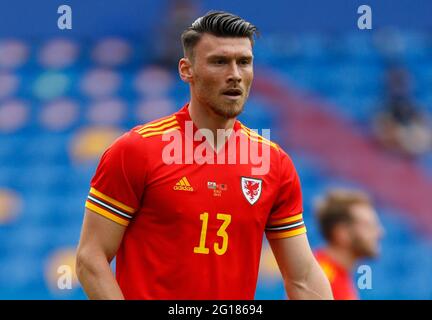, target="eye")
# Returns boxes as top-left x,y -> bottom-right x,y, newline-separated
239,59 -> 251,66
215,59 -> 226,65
